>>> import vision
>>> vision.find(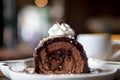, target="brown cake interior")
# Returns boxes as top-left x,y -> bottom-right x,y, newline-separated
34,37 -> 90,74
